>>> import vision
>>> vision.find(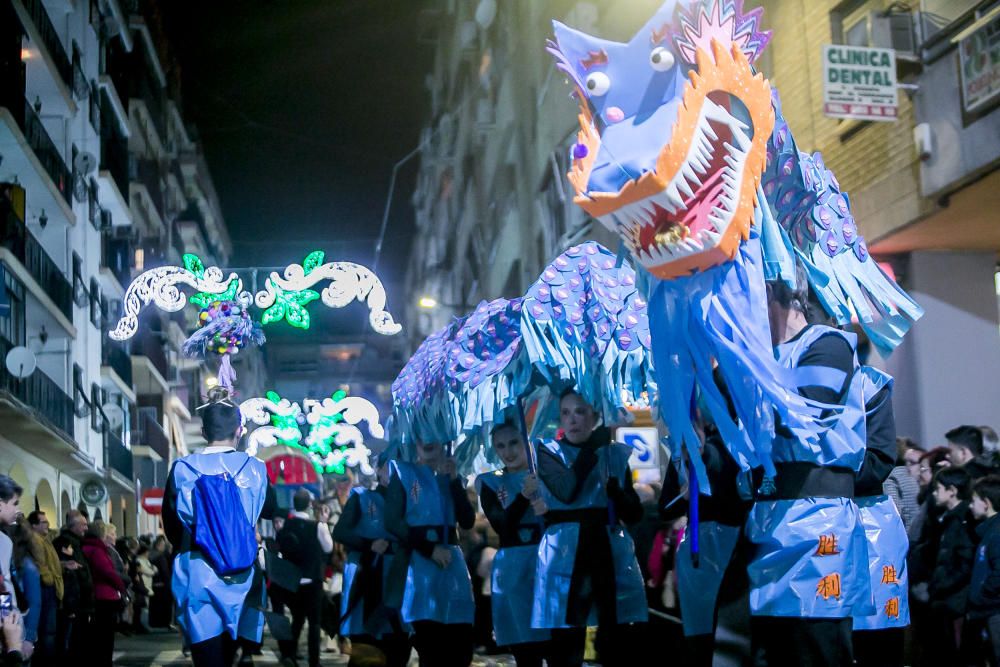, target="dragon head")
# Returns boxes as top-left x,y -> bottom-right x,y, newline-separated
550,0 -> 774,279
